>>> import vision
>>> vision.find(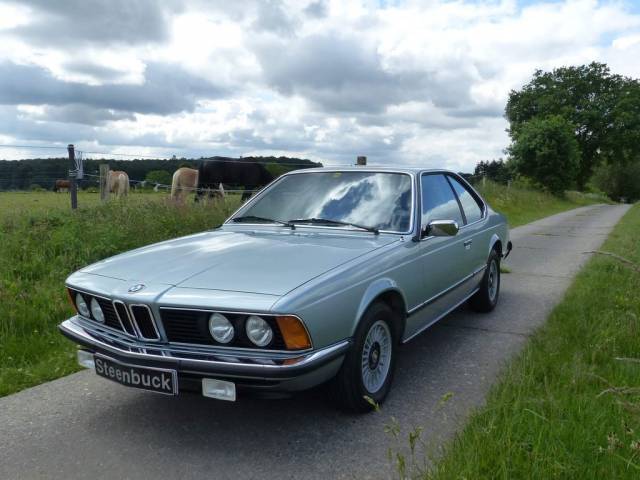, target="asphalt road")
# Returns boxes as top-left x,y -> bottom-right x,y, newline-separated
0,204 -> 630,480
